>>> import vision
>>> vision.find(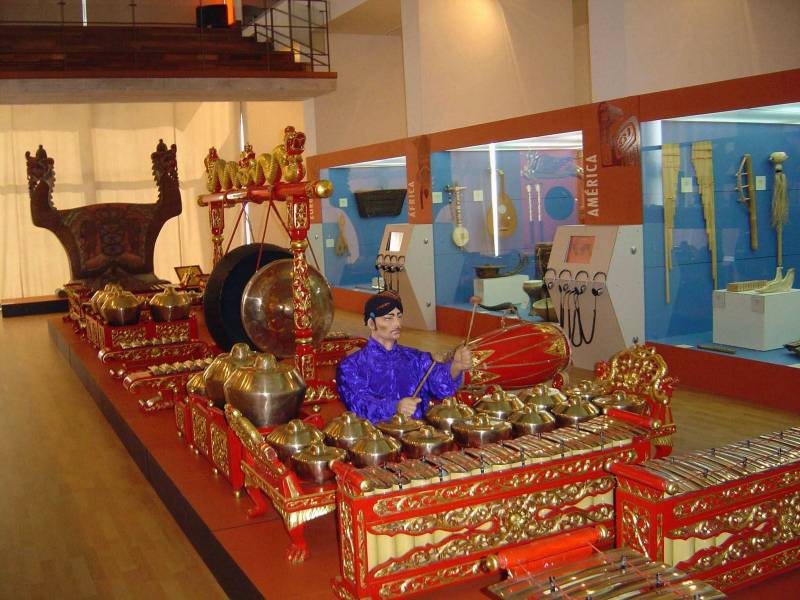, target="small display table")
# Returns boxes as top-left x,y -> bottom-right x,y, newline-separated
712,288 -> 800,350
